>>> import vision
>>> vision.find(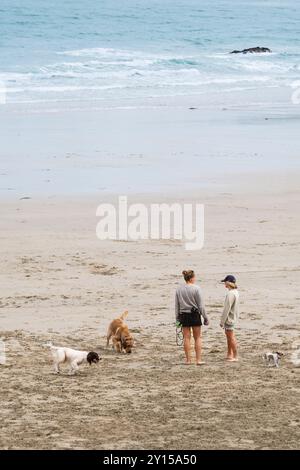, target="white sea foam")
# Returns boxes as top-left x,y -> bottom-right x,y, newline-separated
2,45 -> 299,105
